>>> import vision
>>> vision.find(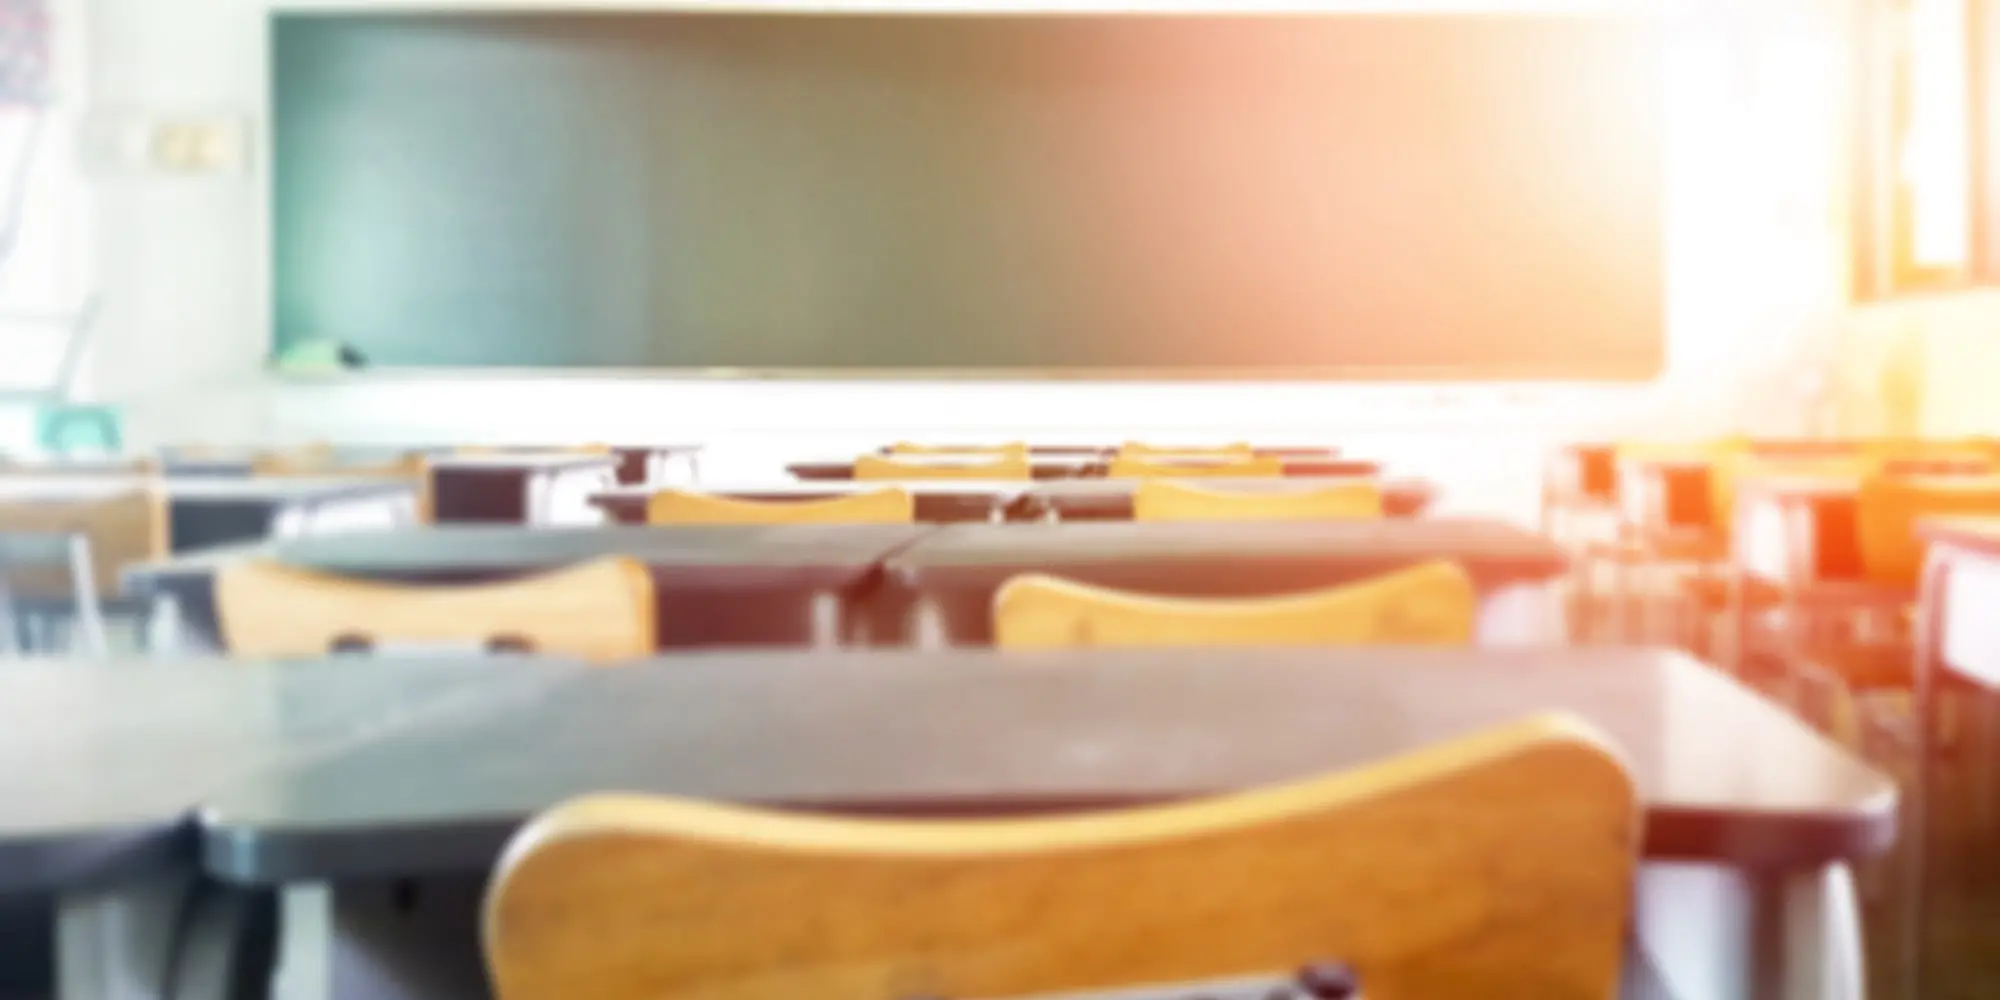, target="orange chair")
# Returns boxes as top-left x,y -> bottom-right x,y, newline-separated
1119,442 -> 1255,460
855,454 -> 1032,482
216,557 -> 656,662
993,561 -> 1476,651
1857,474 -> 2000,588
485,715 -> 1636,1000
1133,480 -> 1382,522
886,442 -> 1029,457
